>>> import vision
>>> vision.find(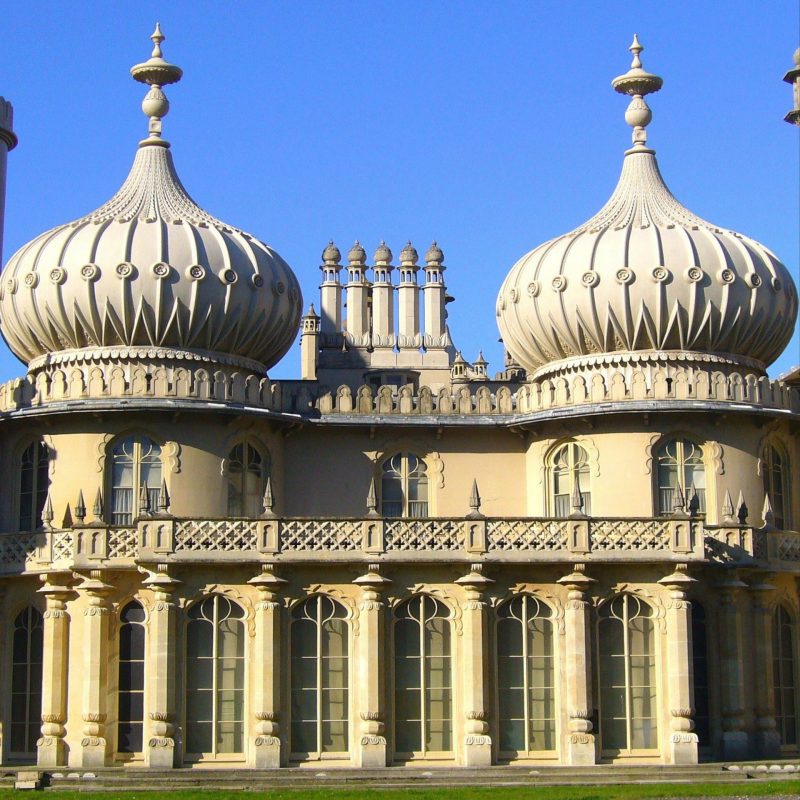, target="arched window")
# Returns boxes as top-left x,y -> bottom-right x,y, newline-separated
185,596 -> 246,757
691,602 -> 710,747
597,594 -> 658,753
657,438 -> 705,515
763,445 -> 789,530
381,453 -> 428,518
227,442 -> 268,517
773,605 -> 797,746
549,442 -> 591,517
496,595 -> 555,755
10,607 -> 43,757
110,436 -> 162,525
18,440 -> 50,531
290,595 -> 349,758
118,601 -> 145,754
394,595 -> 452,757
